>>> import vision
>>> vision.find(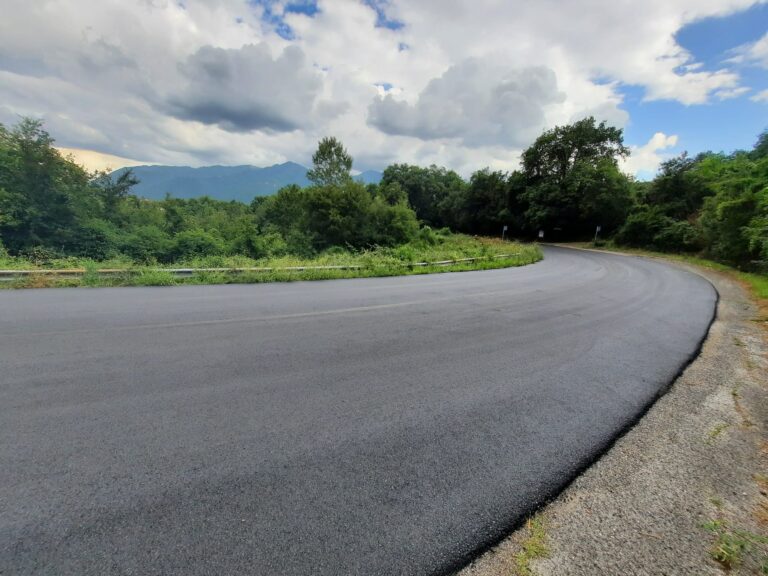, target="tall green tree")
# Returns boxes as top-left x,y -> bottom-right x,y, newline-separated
306,137 -> 353,187
521,117 -> 631,237
380,164 -> 466,227
0,119 -> 85,252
